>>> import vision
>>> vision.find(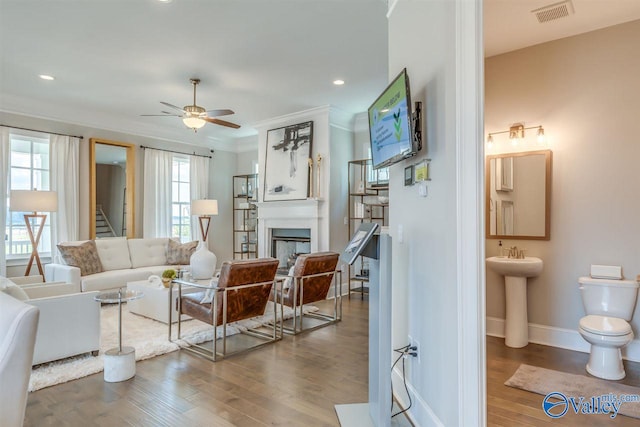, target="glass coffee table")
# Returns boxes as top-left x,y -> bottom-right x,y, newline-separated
94,289 -> 144,382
